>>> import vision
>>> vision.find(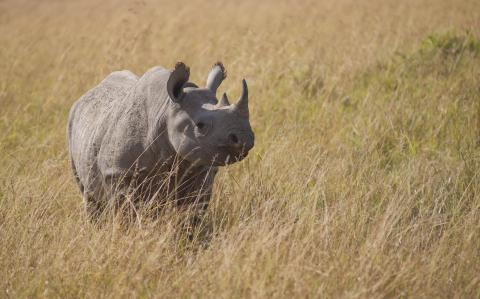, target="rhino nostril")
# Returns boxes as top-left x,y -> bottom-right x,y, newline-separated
228,133 -> 239,145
